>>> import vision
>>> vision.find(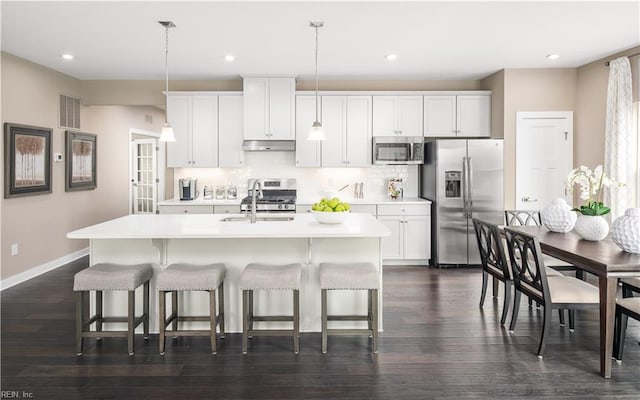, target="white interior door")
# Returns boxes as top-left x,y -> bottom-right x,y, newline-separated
515,112 -> 573,210
131,139 -> 157,214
